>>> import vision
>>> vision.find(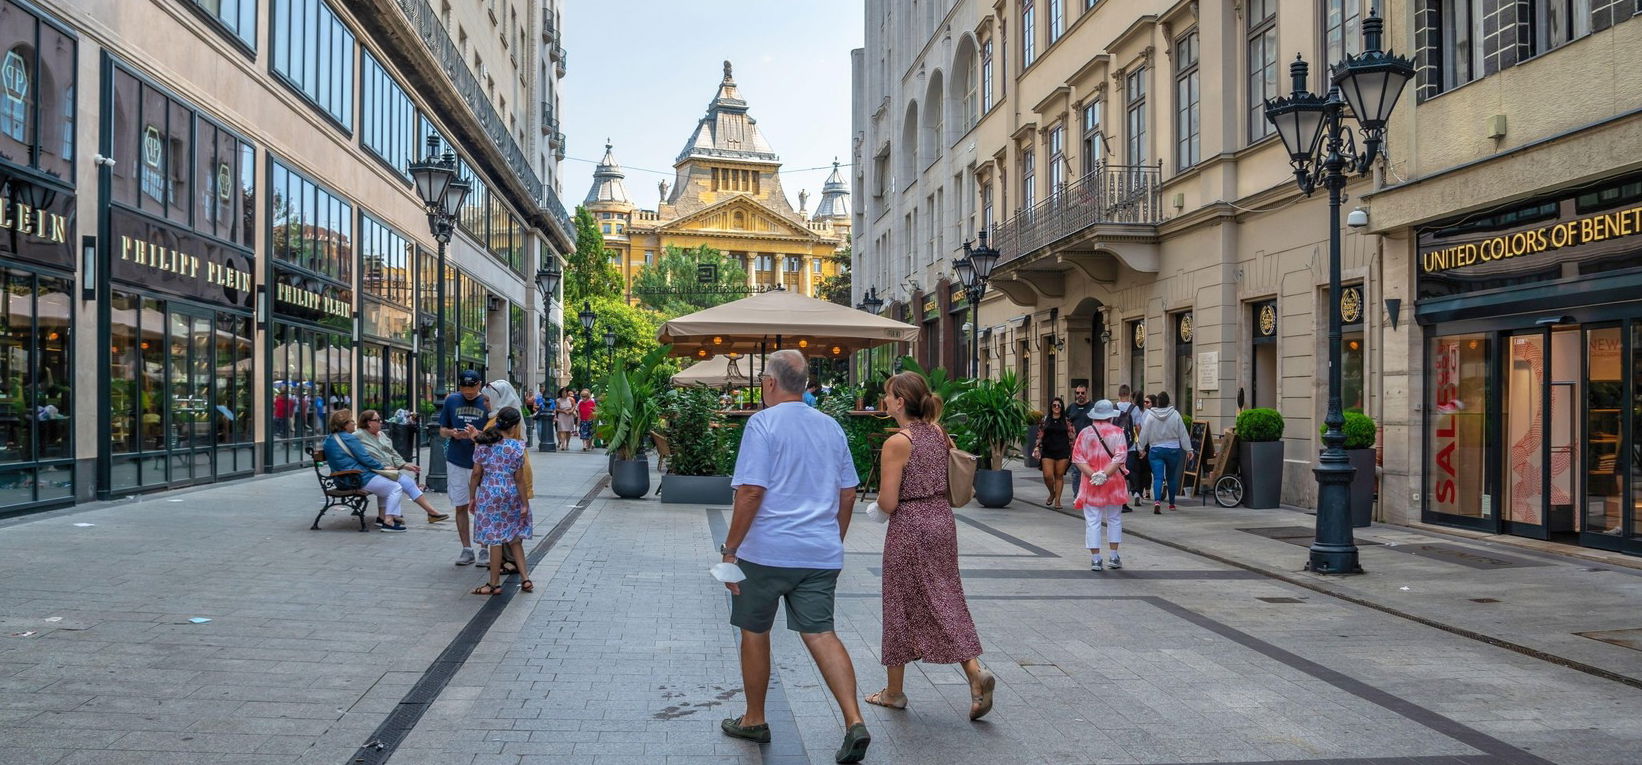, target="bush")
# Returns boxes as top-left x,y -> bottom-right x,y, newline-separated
1236,408 -> 1285,442
1325,411 -> 1378,450
658,387 -> 724,476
